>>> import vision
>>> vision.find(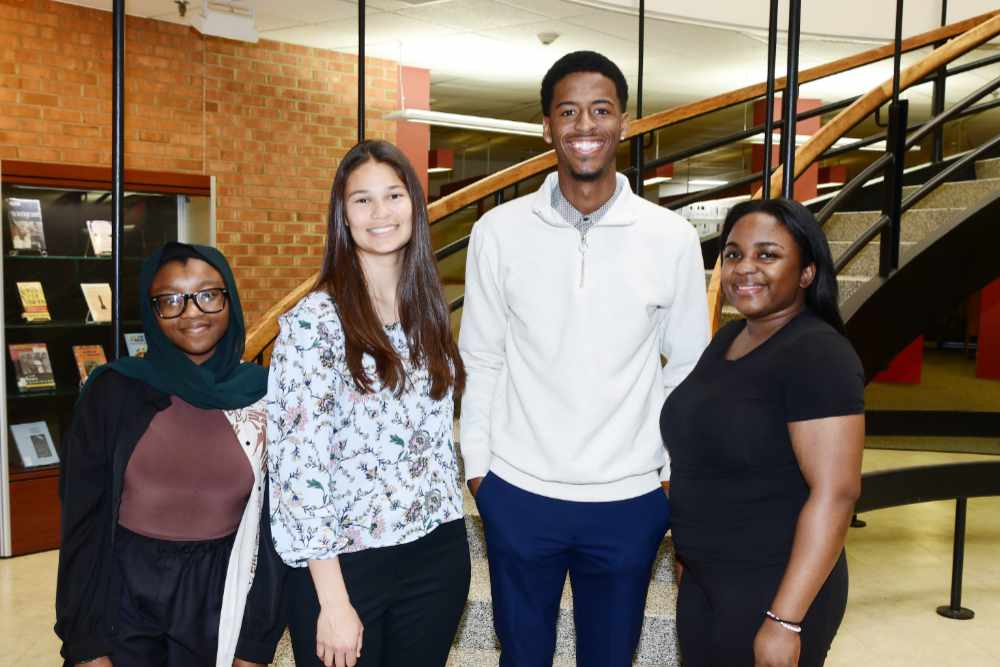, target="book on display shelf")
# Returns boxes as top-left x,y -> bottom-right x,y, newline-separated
5,197 -> 46,254
8,343 -> 56,392
86,220 -> 113,256
72,345 -> 107,385
16,281 -> 51,322
9,421 -> 60,468
124,332 -> 147,358
80,282 -> 113,323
